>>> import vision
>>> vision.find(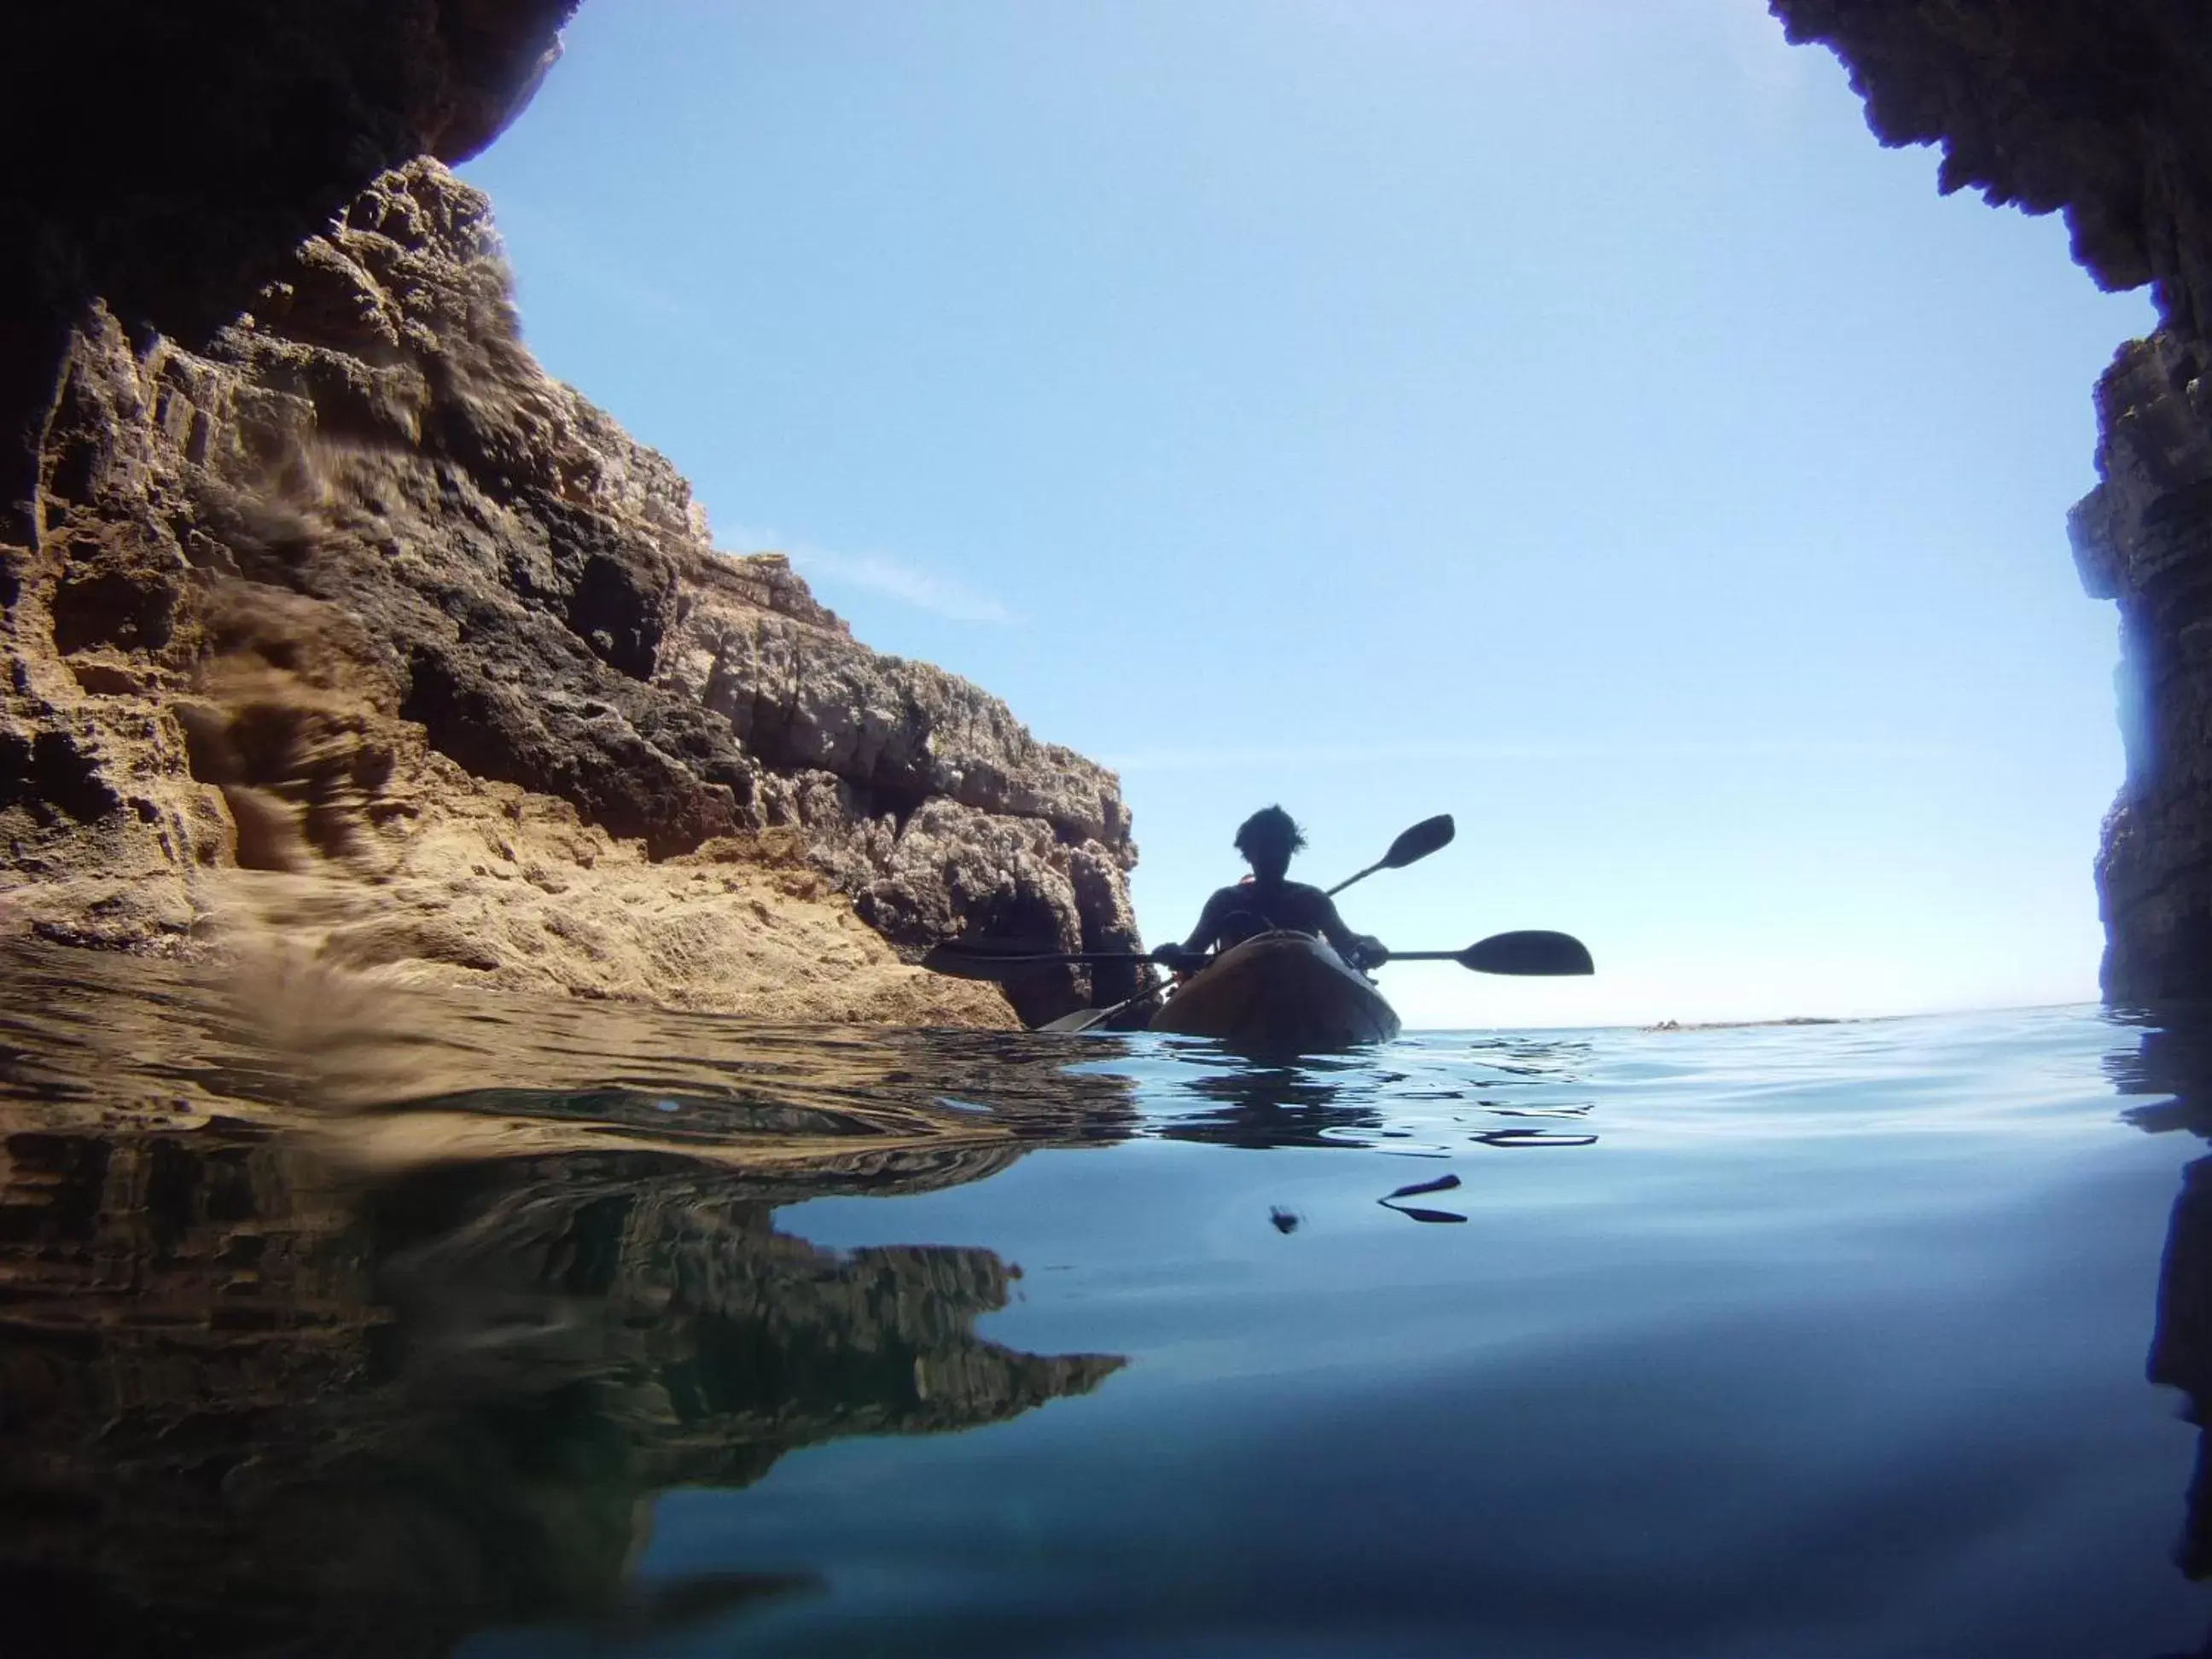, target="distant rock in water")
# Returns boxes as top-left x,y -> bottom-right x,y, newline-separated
0,159 -> 1138,1025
